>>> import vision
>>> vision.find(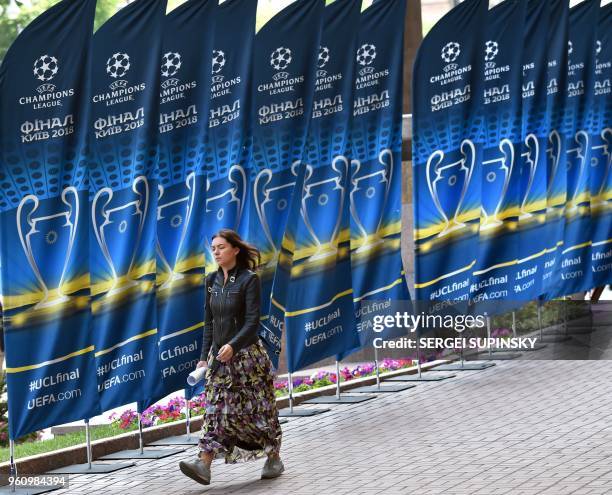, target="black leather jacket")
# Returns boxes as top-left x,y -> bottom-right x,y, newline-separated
199,265 -> 261,362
